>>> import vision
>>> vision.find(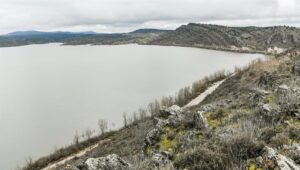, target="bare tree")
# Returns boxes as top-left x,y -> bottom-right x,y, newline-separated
85,128 -> 93,140
98,119 -> 108,135
73,131 -> 80,145
133,112 -> 138,123
123,112 -> 128,127
138,108 -> 147,121
148,99 -> 161,117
